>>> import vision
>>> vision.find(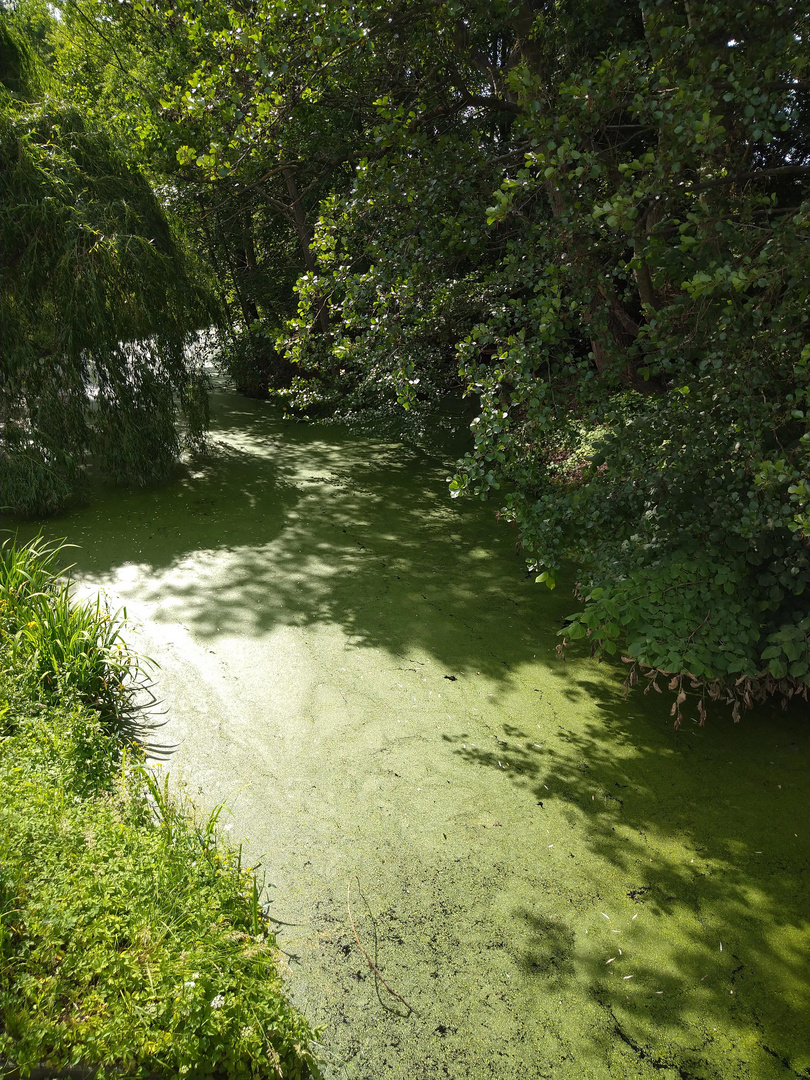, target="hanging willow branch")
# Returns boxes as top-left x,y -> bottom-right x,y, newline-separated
1,25 -> 219,516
